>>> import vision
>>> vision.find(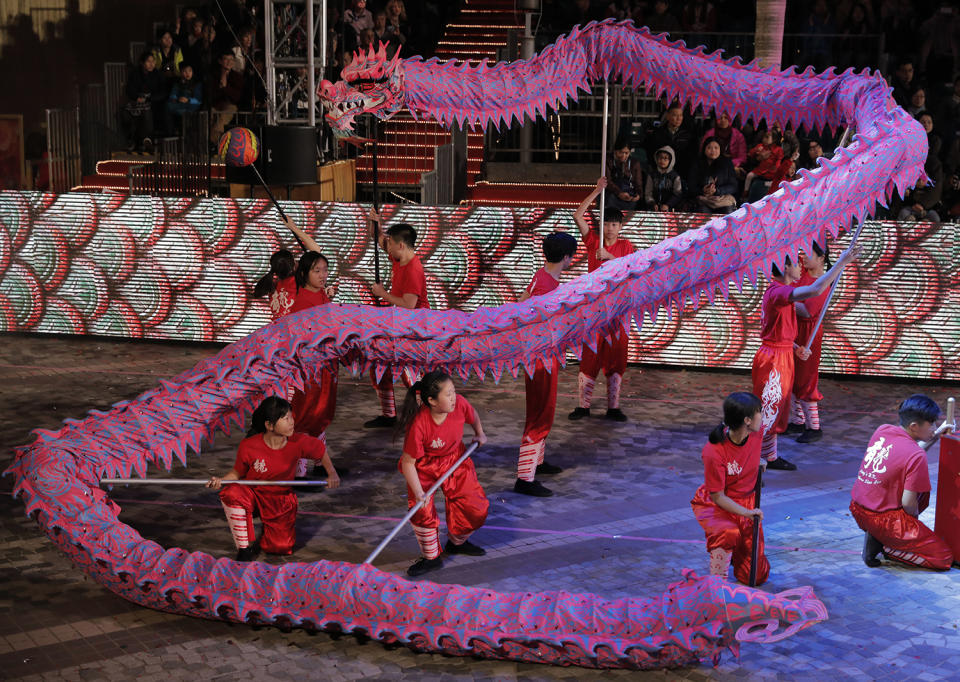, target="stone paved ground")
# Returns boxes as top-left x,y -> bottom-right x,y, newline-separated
1,334 -> 959,681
